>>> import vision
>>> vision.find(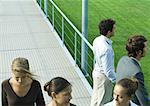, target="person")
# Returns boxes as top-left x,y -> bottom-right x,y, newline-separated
116,35 -> 150,106
90,19 -> 116,106
44,77 -> 76,106
104,78 -> 138,106
1,57 -> 45,106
